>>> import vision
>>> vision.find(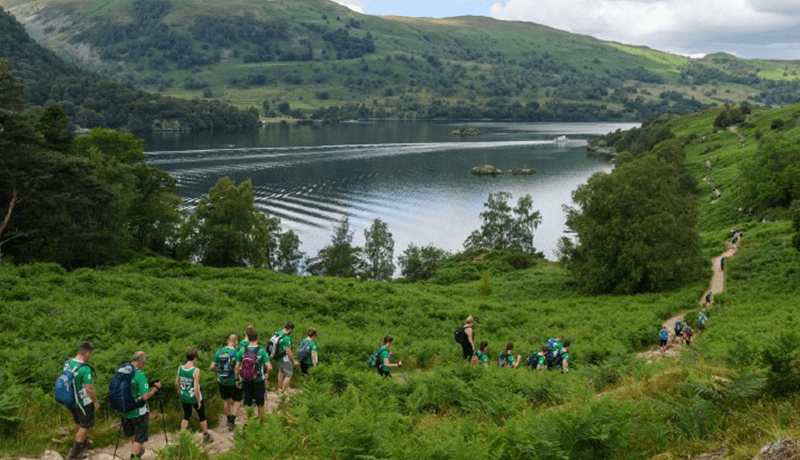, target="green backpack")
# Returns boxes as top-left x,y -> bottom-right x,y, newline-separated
366,348 -> 382,368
